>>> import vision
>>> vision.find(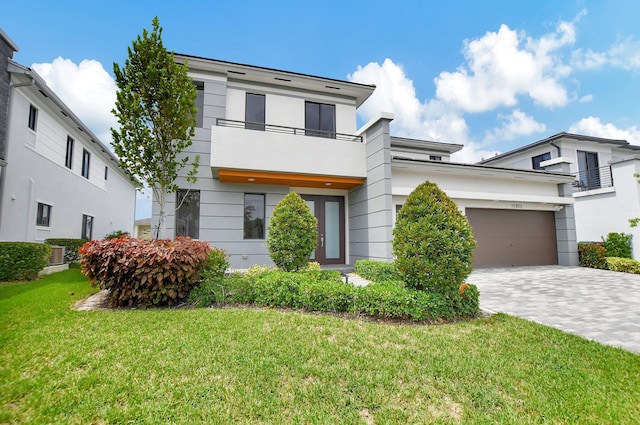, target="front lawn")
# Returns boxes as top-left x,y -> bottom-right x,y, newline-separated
1,269 -> 639,424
